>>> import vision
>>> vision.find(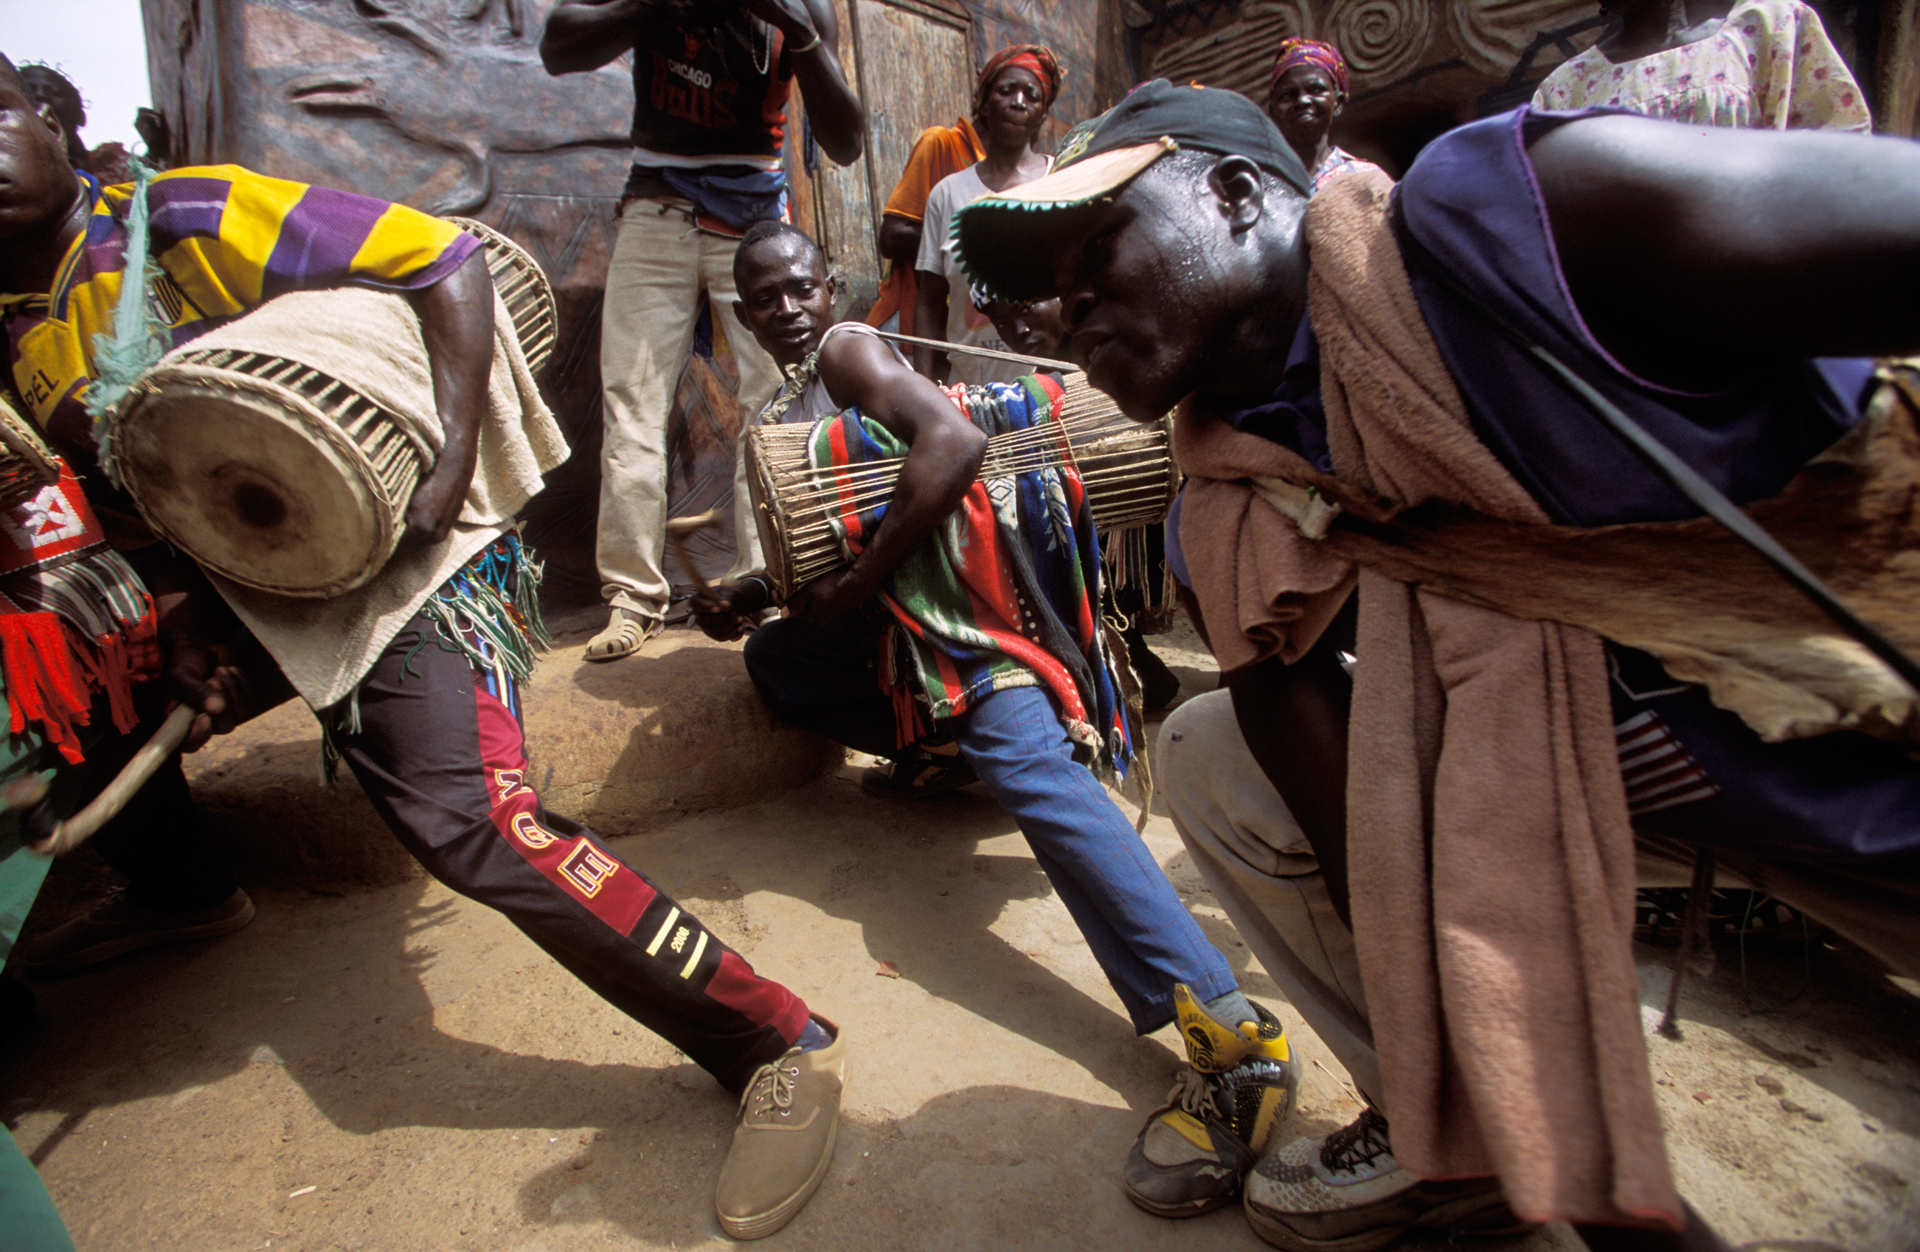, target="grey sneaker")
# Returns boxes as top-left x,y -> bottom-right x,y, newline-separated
23,888 -> 254,978
714,1018 -> 846,1239
1244,1107 -> 1528,1251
